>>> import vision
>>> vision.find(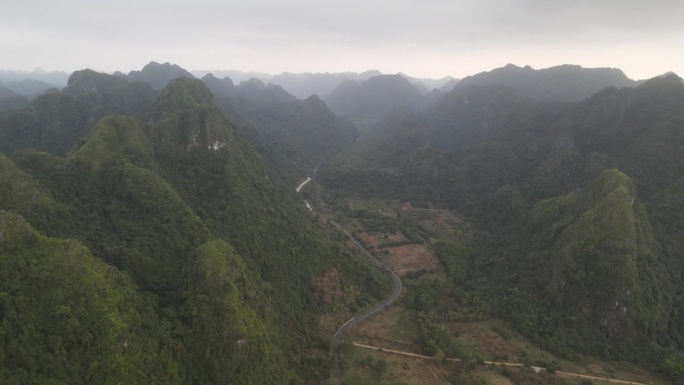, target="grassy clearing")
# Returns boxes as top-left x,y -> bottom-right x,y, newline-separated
344,304 -> 672,385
